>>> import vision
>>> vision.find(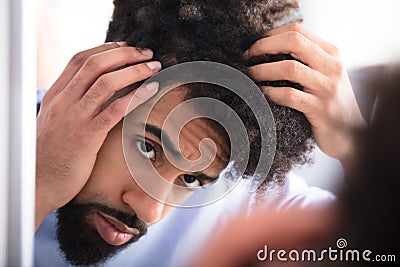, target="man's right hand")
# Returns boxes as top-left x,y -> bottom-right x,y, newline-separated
35,42 -> 161,231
